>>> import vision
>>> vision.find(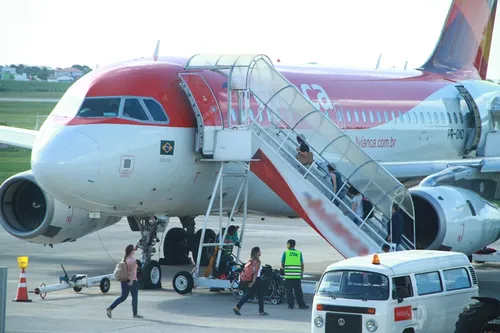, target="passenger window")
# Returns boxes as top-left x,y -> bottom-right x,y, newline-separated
405,112 -> 411,123
447,112 -> 452,124
426,112 -> 432,123
419,112 -> 425,123
143,99 -> 168,122
362,111 -> 367,123
354,110 -> 359,122
369,111 -> 374,123
443,268 -> 471,291
440,113 -> 445,124
376,111 -> 381,123
433,112 -> 438,123
453,112 -> 458,124
384,111 -> 389,123
459,113 -> 464,124
392,276 -> 413,299
77,97 -> 121,118
411,112 -> 417,124
398,111 -> 403,123
123,98 -> 149,121
346,110 -> 352,123
391,111 -> 396,122
415,271 -> 443,295
337,111 -> 343,123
